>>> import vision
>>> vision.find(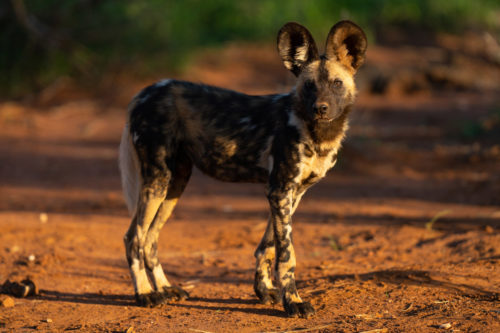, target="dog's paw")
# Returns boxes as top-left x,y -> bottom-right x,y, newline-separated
255,286 -> 281,305
161,286 -> 189,302
283,300 -> 315,318
135,292 -> 165,308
